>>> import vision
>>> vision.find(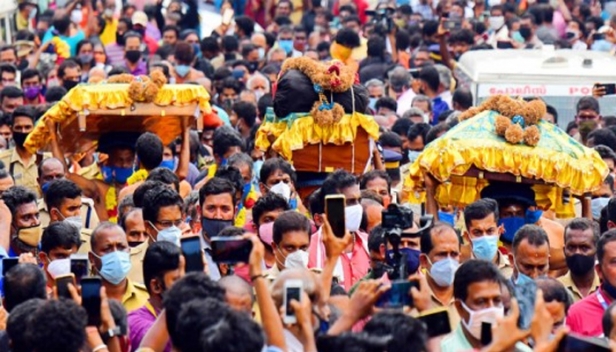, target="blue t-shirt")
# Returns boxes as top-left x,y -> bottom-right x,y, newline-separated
42,27 -> 86,57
